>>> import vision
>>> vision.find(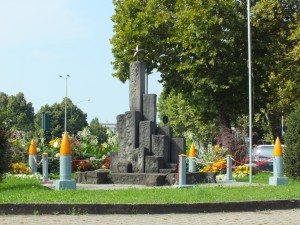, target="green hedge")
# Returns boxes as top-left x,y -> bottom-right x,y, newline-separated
284,107 -> 300,180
